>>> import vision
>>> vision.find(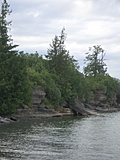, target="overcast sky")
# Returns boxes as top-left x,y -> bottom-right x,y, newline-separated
5,0 -> 120,79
